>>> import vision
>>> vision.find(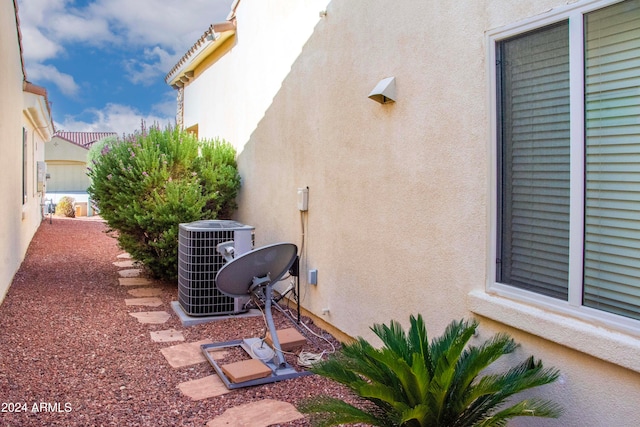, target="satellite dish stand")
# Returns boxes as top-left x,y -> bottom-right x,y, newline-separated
201,243 -> 312,389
